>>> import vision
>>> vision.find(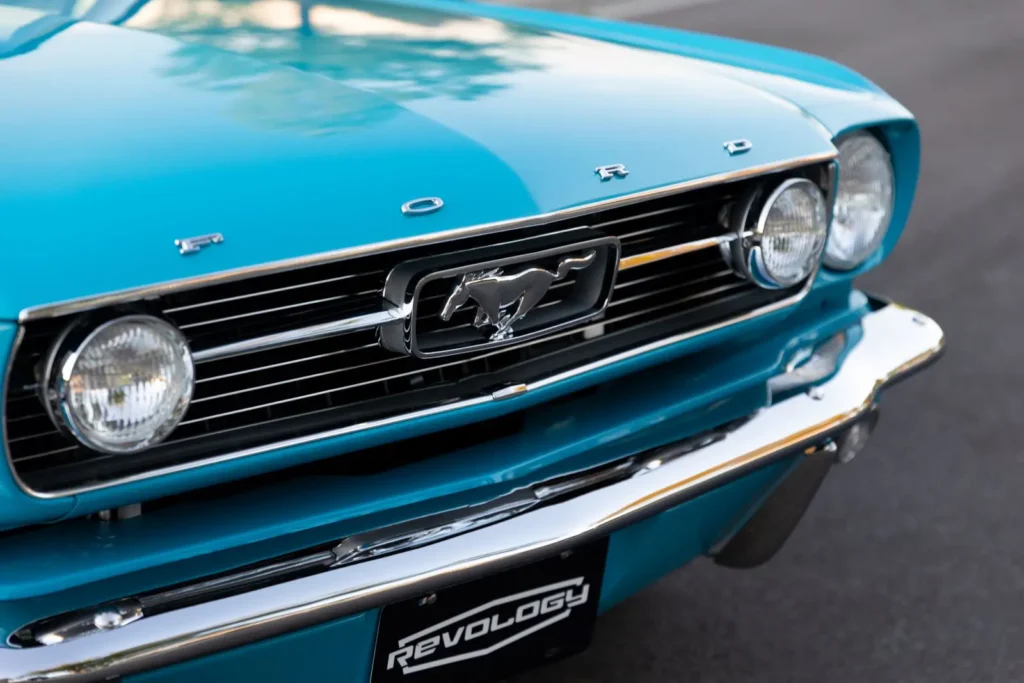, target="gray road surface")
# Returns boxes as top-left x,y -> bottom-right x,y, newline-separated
510,0 -> 1024,680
